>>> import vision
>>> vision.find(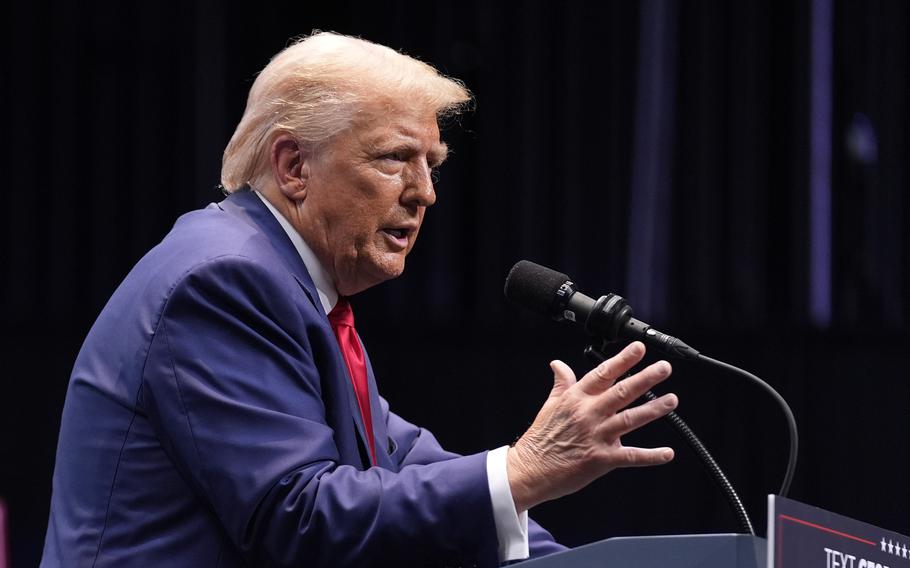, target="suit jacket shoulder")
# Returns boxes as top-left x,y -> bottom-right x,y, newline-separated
42,191 -> 510,567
